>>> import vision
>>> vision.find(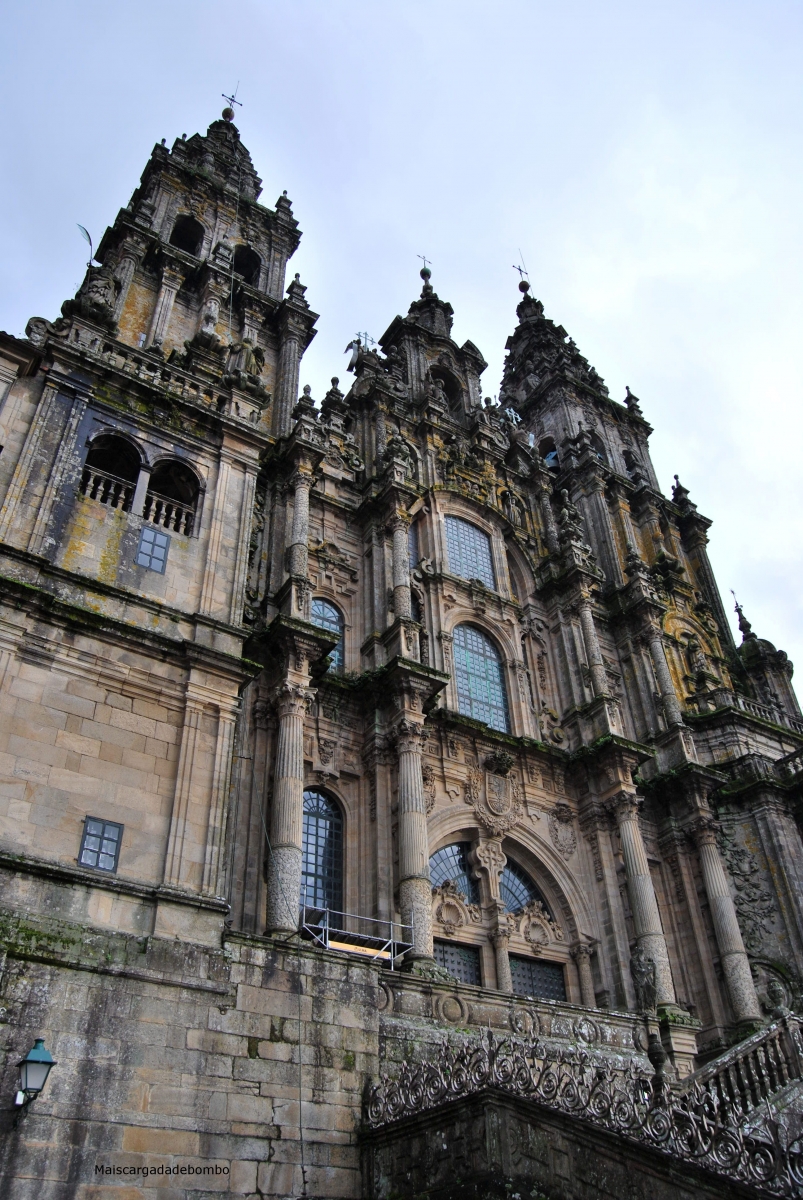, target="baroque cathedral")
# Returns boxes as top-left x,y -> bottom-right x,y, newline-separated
1,109 -> 803,1199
